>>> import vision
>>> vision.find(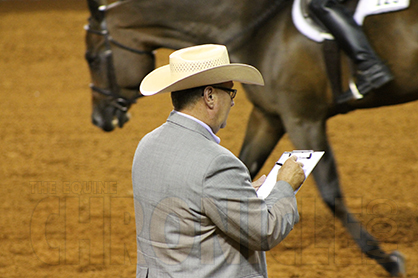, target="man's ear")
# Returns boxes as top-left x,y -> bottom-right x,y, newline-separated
202,86 -> 215,109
